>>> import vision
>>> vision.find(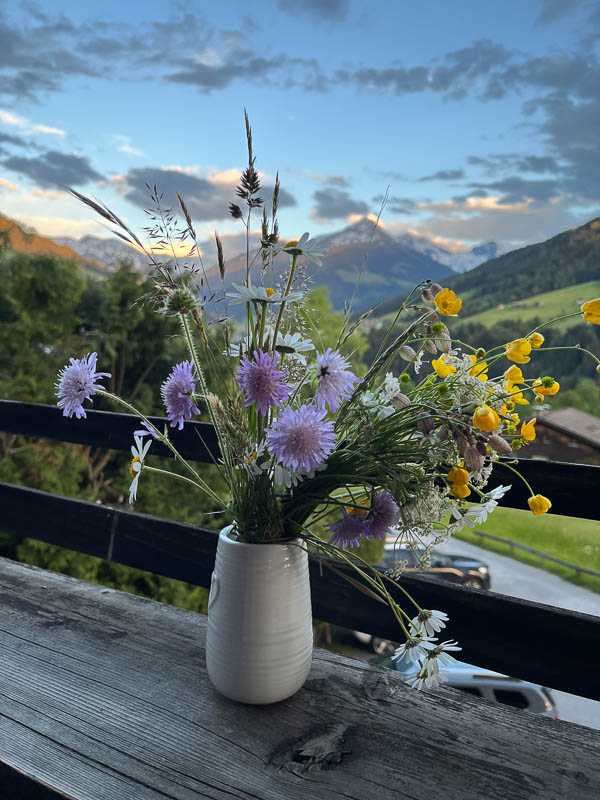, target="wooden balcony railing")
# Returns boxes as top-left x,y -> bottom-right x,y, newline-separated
1,399 -> 599,701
